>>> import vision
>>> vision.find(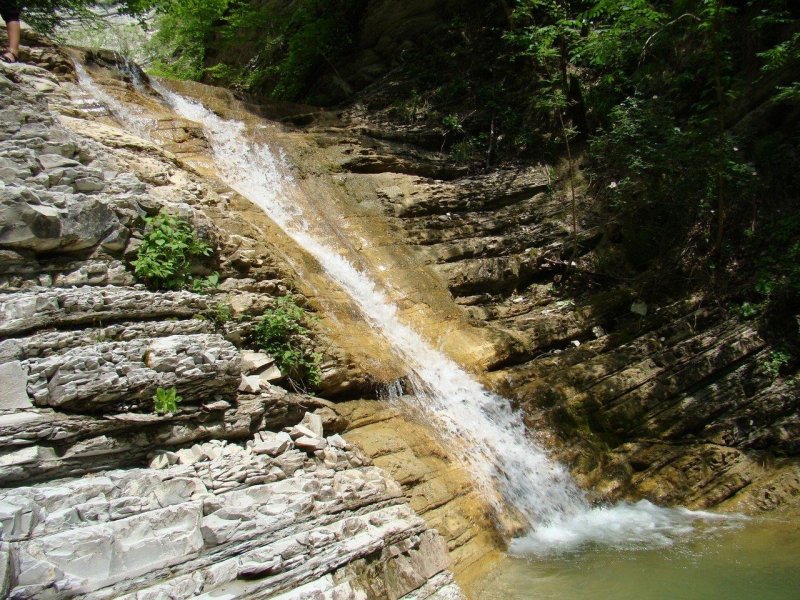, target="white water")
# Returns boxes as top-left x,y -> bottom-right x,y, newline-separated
82,72 -> 739,554
74,62 -> 156,140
